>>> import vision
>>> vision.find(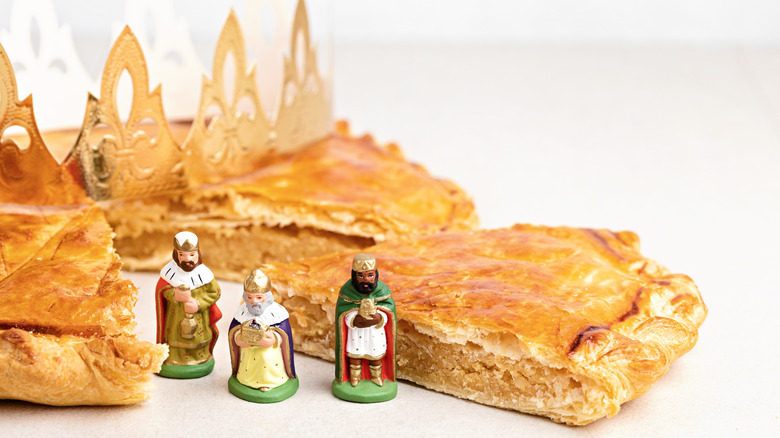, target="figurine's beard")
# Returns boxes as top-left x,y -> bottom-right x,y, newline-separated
356,280 -> 376,294
351,270 -> 379,295
247,301 -> 271,316
178,260 -> 197,272
245,292 -> 274,316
